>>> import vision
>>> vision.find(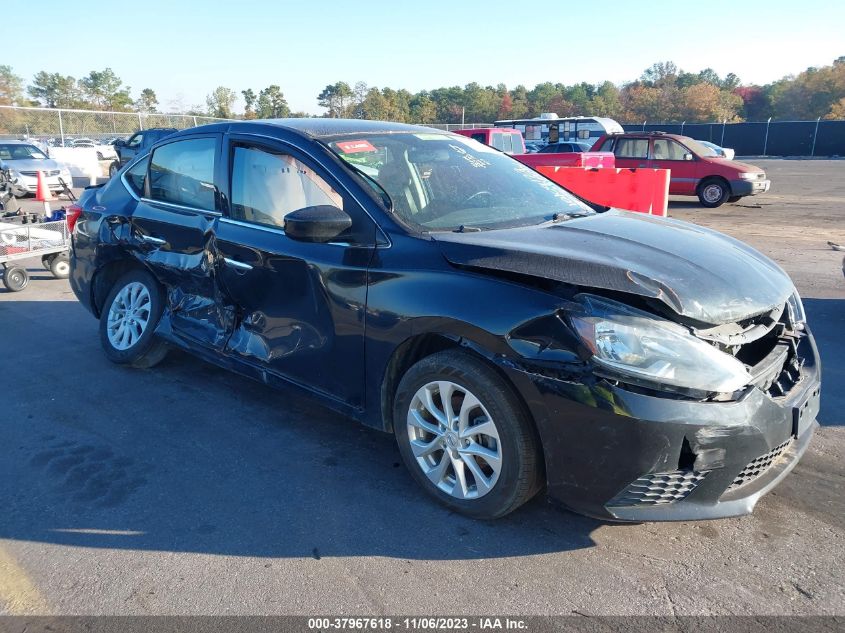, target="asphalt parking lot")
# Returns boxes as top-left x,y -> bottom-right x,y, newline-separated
0,159 -> 843,616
